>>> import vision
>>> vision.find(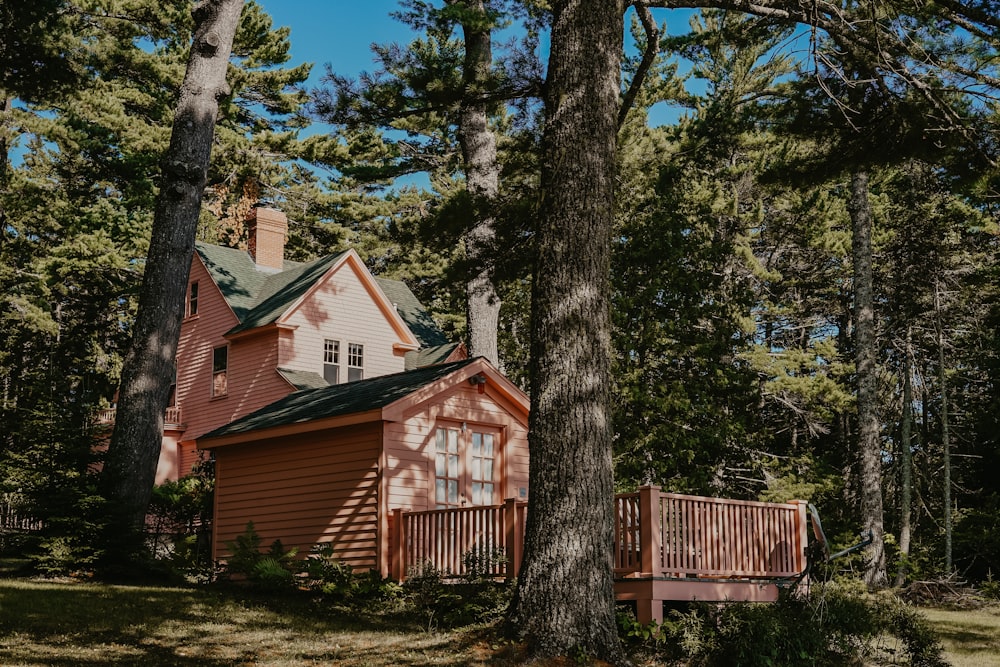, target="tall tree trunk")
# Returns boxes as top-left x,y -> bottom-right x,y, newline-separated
848,170 -> 888,589
895,327 -> 914,587
0,94 -> 11,230
454,0 -> 501,366
936,282 -> 952,573
100,0 -> 244,550
507,0 -> 626,662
